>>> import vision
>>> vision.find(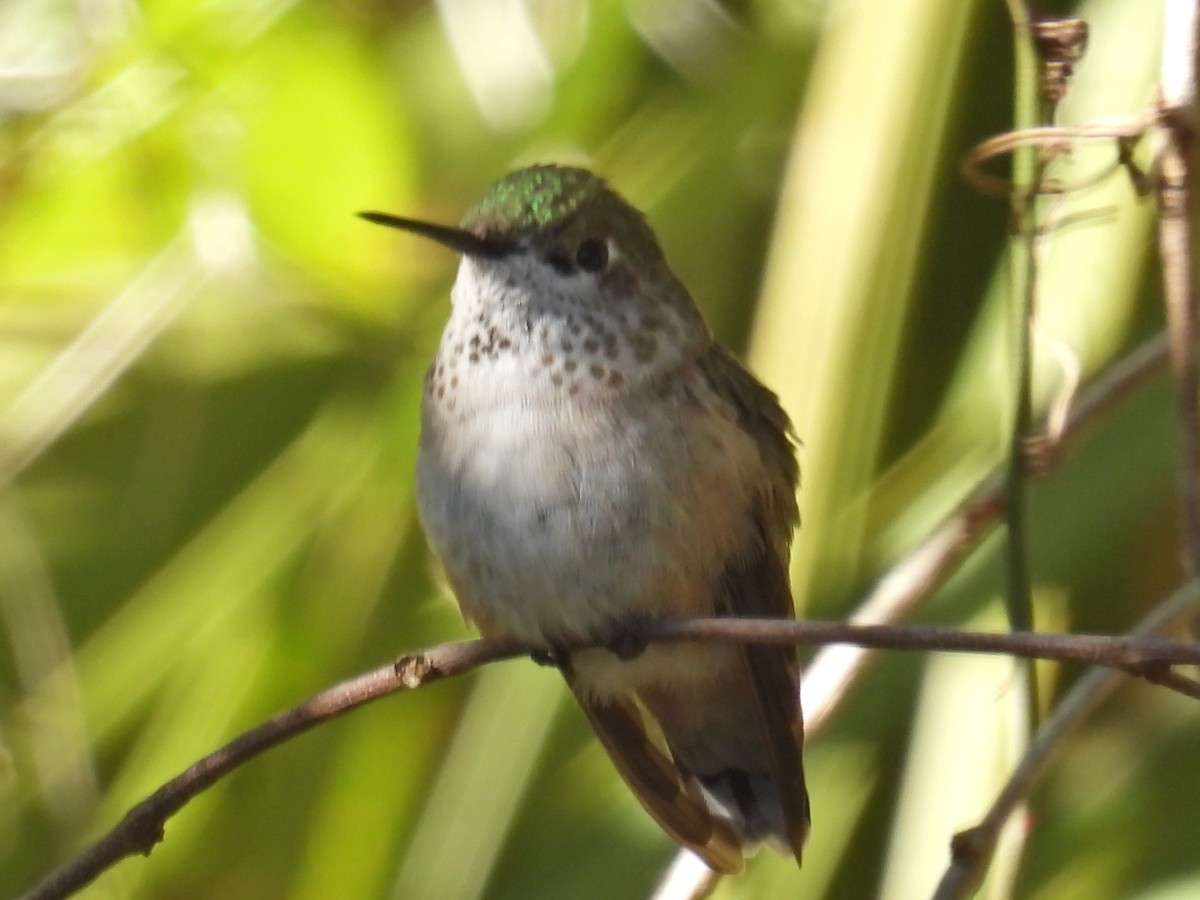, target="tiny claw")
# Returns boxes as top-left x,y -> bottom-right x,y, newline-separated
530,648 -> 564,668
607,621 -> 650,661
